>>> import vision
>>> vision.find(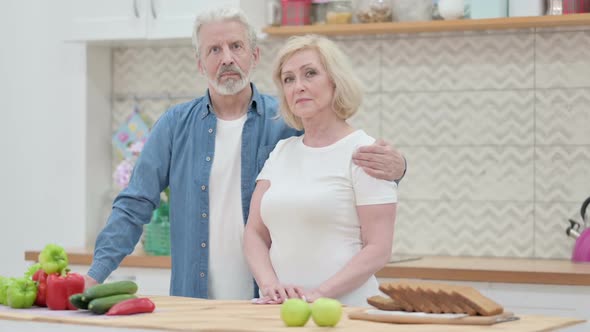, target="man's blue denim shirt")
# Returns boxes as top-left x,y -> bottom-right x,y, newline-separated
88,84 -> 300,298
